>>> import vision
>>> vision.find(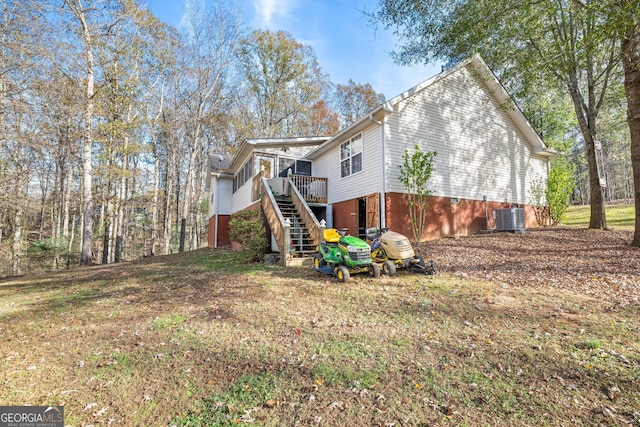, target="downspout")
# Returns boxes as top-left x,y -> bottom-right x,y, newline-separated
213,174 -> 220,248
213,154 -> 224,248
369,114 -> 386,228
